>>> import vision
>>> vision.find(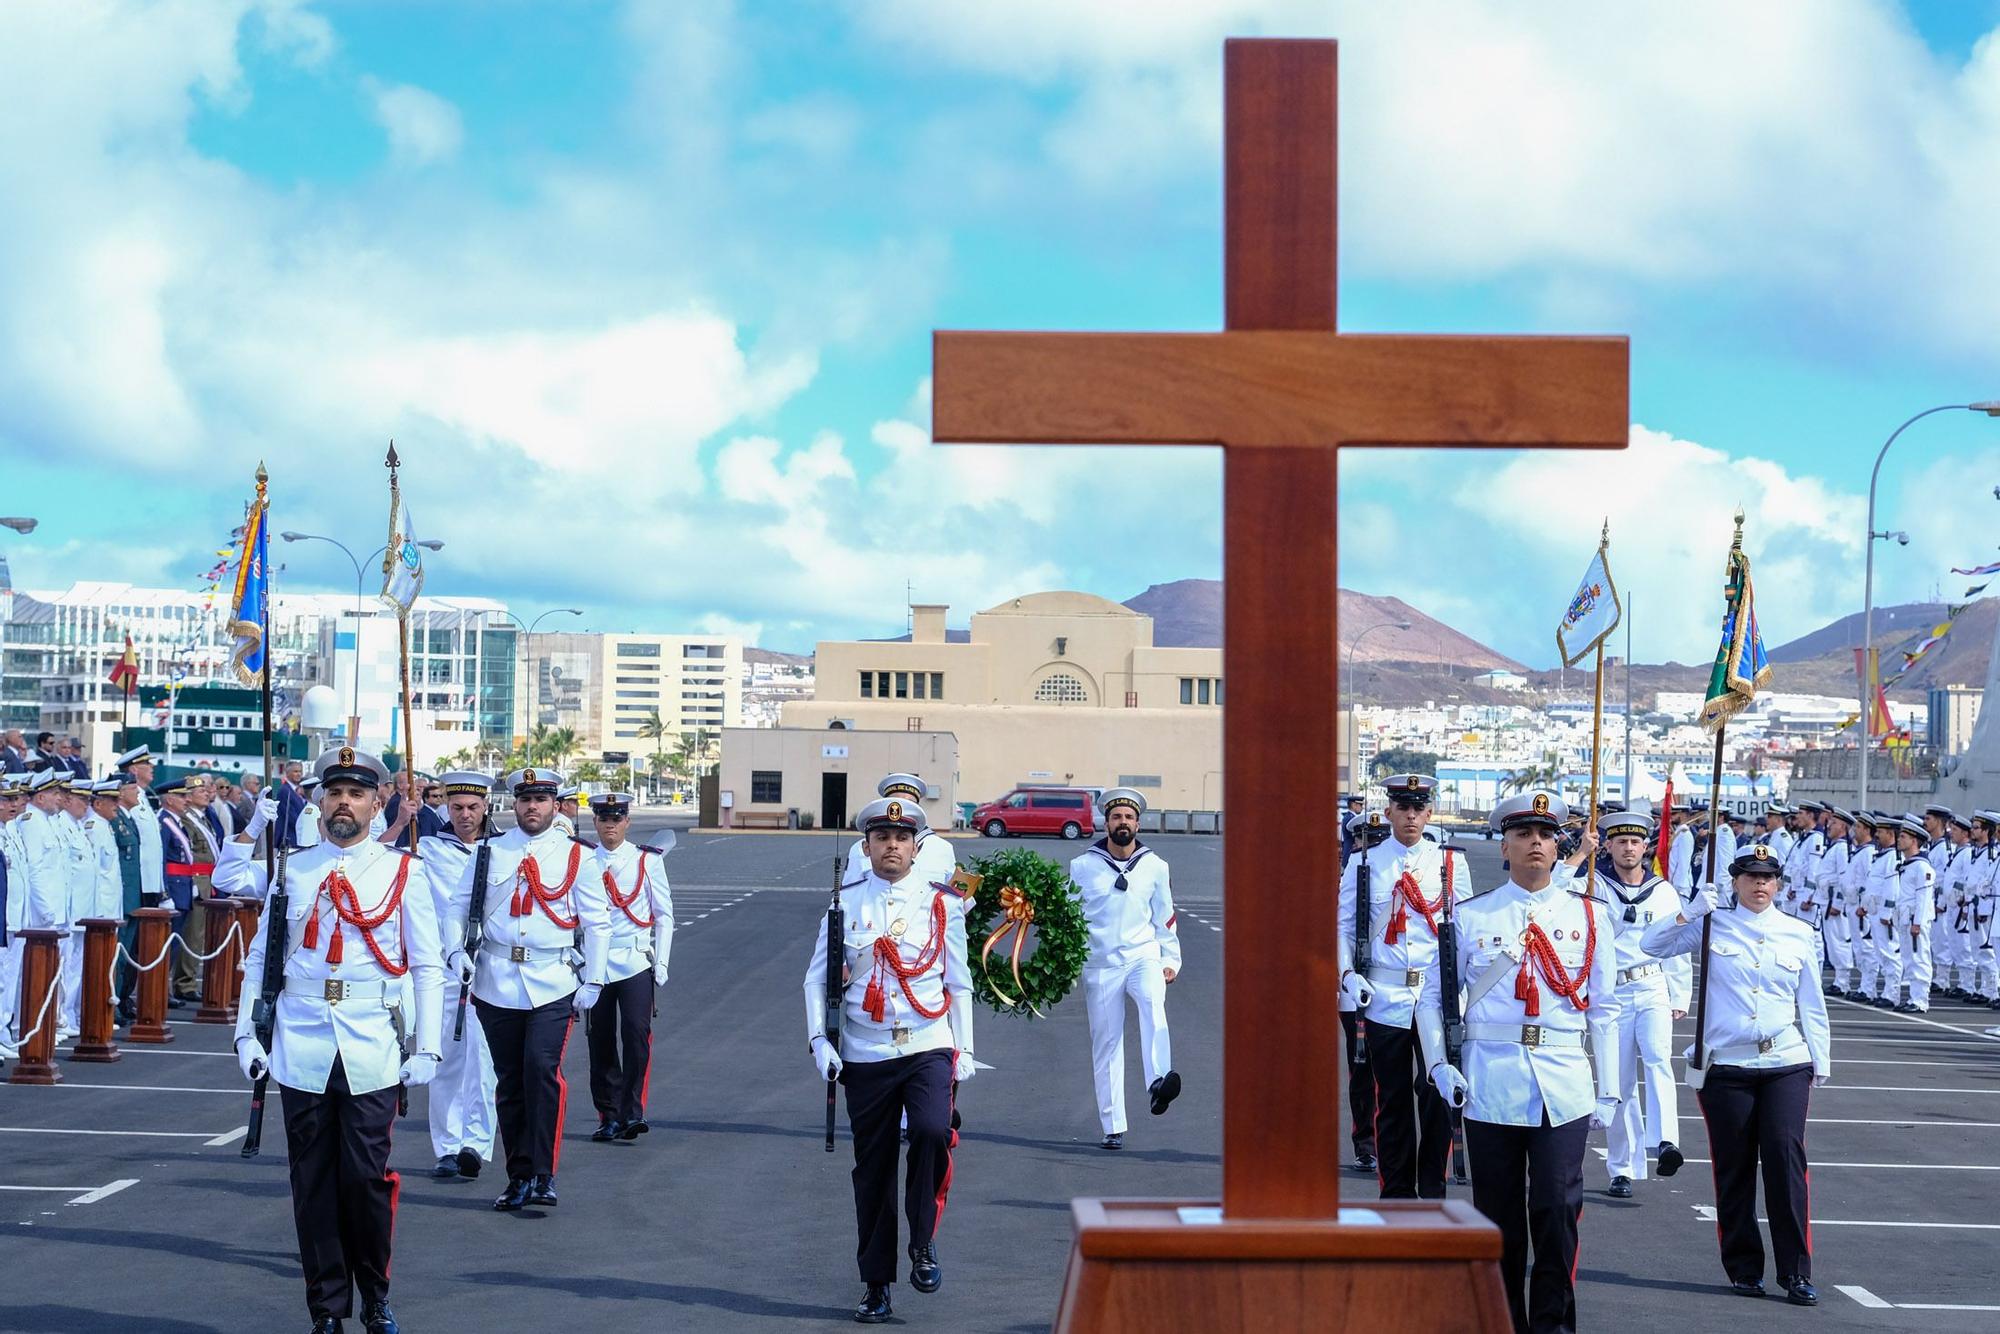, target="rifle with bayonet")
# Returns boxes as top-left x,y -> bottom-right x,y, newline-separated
1352,813 -> 1373,1068
824,842 -> 846,1152
241,846 -> 290,1158
1437,845 -> 1468,1184
453,811 -> 495,1042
